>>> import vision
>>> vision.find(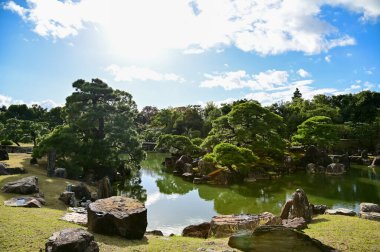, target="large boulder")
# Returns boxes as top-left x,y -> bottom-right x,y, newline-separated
228,225 -> 336,252
87,196 -> 147,239
182,222 -> 211,239
0,149 -> 9,161
1,176 -> 39,194
280,188 -> 312,223
45,228 -> 99,252
325,163 -> 345,175
325,208 -> 356,216
209,212 -> 281,238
